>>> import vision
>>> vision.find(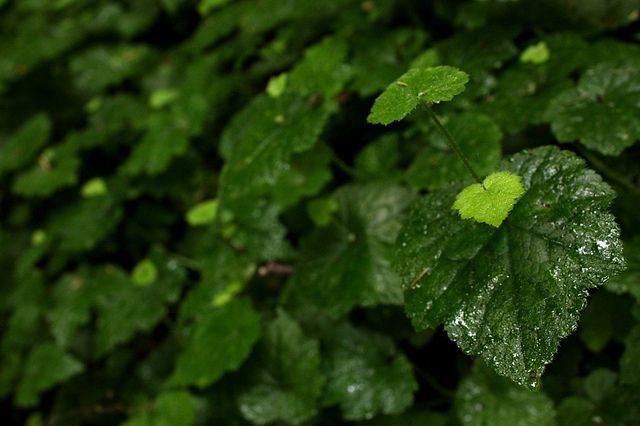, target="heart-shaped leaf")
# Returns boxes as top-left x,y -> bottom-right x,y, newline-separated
453,172 -> 525,227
